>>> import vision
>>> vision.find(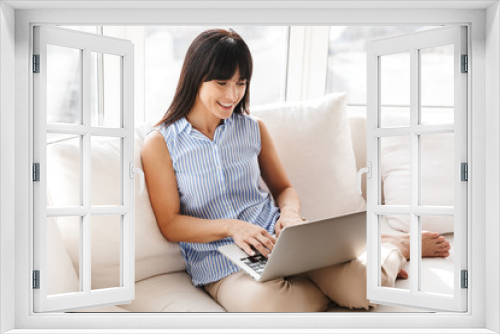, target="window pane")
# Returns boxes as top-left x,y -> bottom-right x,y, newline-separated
326,26 -> 437,107
233,26 -> 287,106
47,44 -> 82,124
91,137 -> 121,206
380,215 -> 410,291
47,216 -> 81,295
419,217 -> 454,296
91,215 -> 122,290
420,133 -> 454,206
91,52 -> 122,128
144,26 -> 287,122
47,133 -> 81,207
380,136 -> 411,206
380,51 -> 410,128
420,44 -> 454,125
